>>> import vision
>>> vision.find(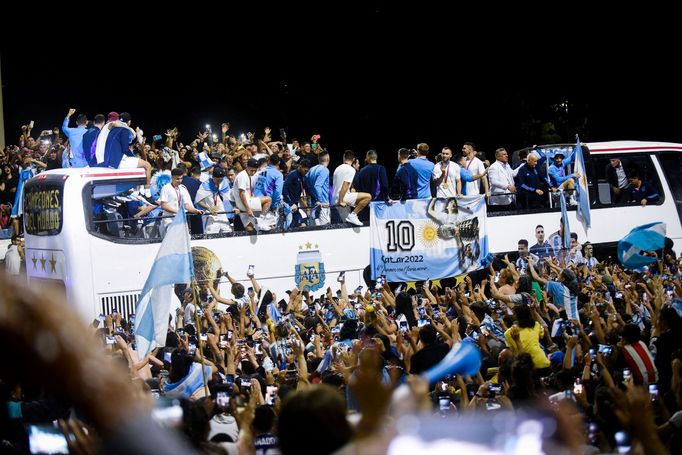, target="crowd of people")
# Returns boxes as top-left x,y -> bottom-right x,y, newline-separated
1,109 -> 680,454
0,109 -> 662,243
2,223 -> 682,453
